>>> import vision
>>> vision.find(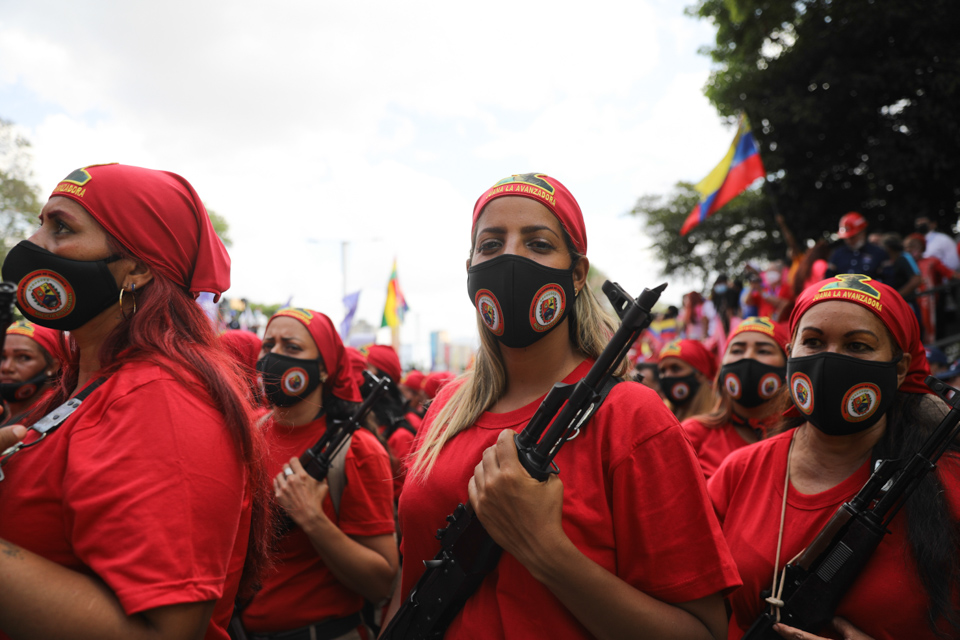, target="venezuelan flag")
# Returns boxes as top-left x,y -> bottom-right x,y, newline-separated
680,116 -> 766,236
380,260 -> 409,328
